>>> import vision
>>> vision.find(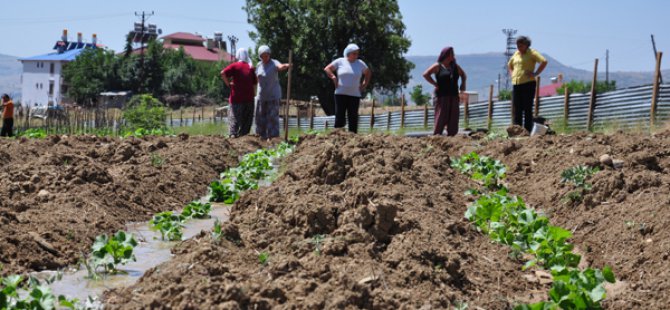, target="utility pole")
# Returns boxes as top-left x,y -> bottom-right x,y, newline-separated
135,11 -> 154,82
651,34 -> 663,84
606,49 -> 609,84
502,29 -> 517,90
228,35 -> 239,59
